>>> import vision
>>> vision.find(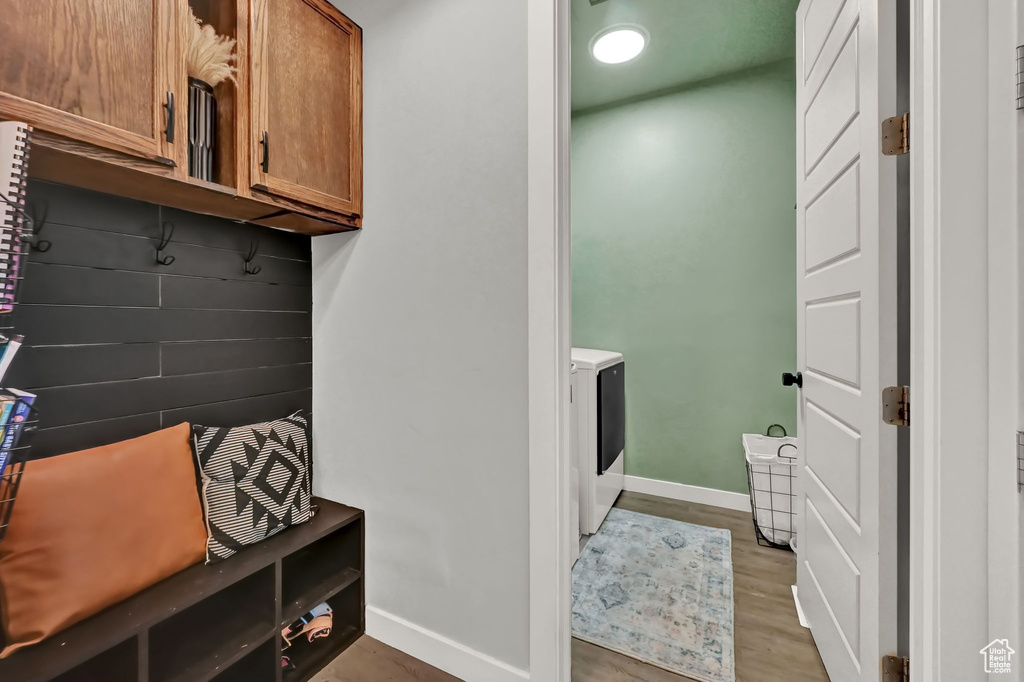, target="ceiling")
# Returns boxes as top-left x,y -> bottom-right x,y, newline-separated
571,0 -> 800,111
